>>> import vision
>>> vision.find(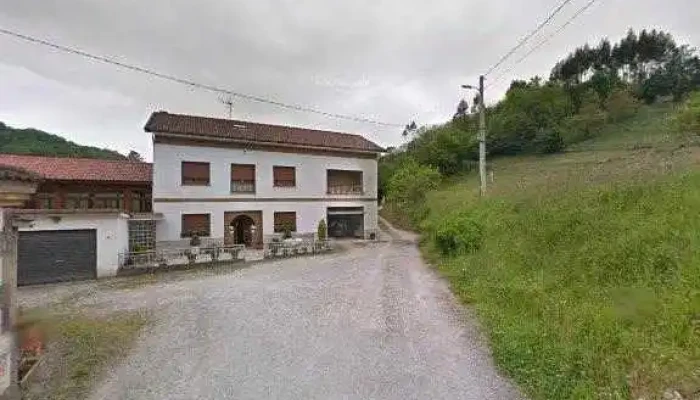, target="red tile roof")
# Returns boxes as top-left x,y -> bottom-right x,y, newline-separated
145,111 -> 385,153
0,154 -> 152,183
